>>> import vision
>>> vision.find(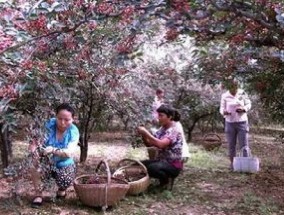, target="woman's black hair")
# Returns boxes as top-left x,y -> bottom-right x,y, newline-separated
156,104 -> 181,121
55,103 -> 75,116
